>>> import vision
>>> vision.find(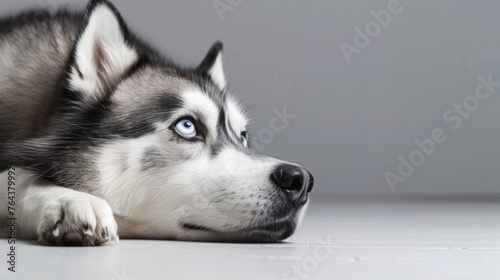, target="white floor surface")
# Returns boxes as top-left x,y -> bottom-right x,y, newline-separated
1,195 -> 500,280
